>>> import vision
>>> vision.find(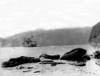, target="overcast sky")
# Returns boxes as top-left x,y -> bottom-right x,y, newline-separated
0,0 -> 100,38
